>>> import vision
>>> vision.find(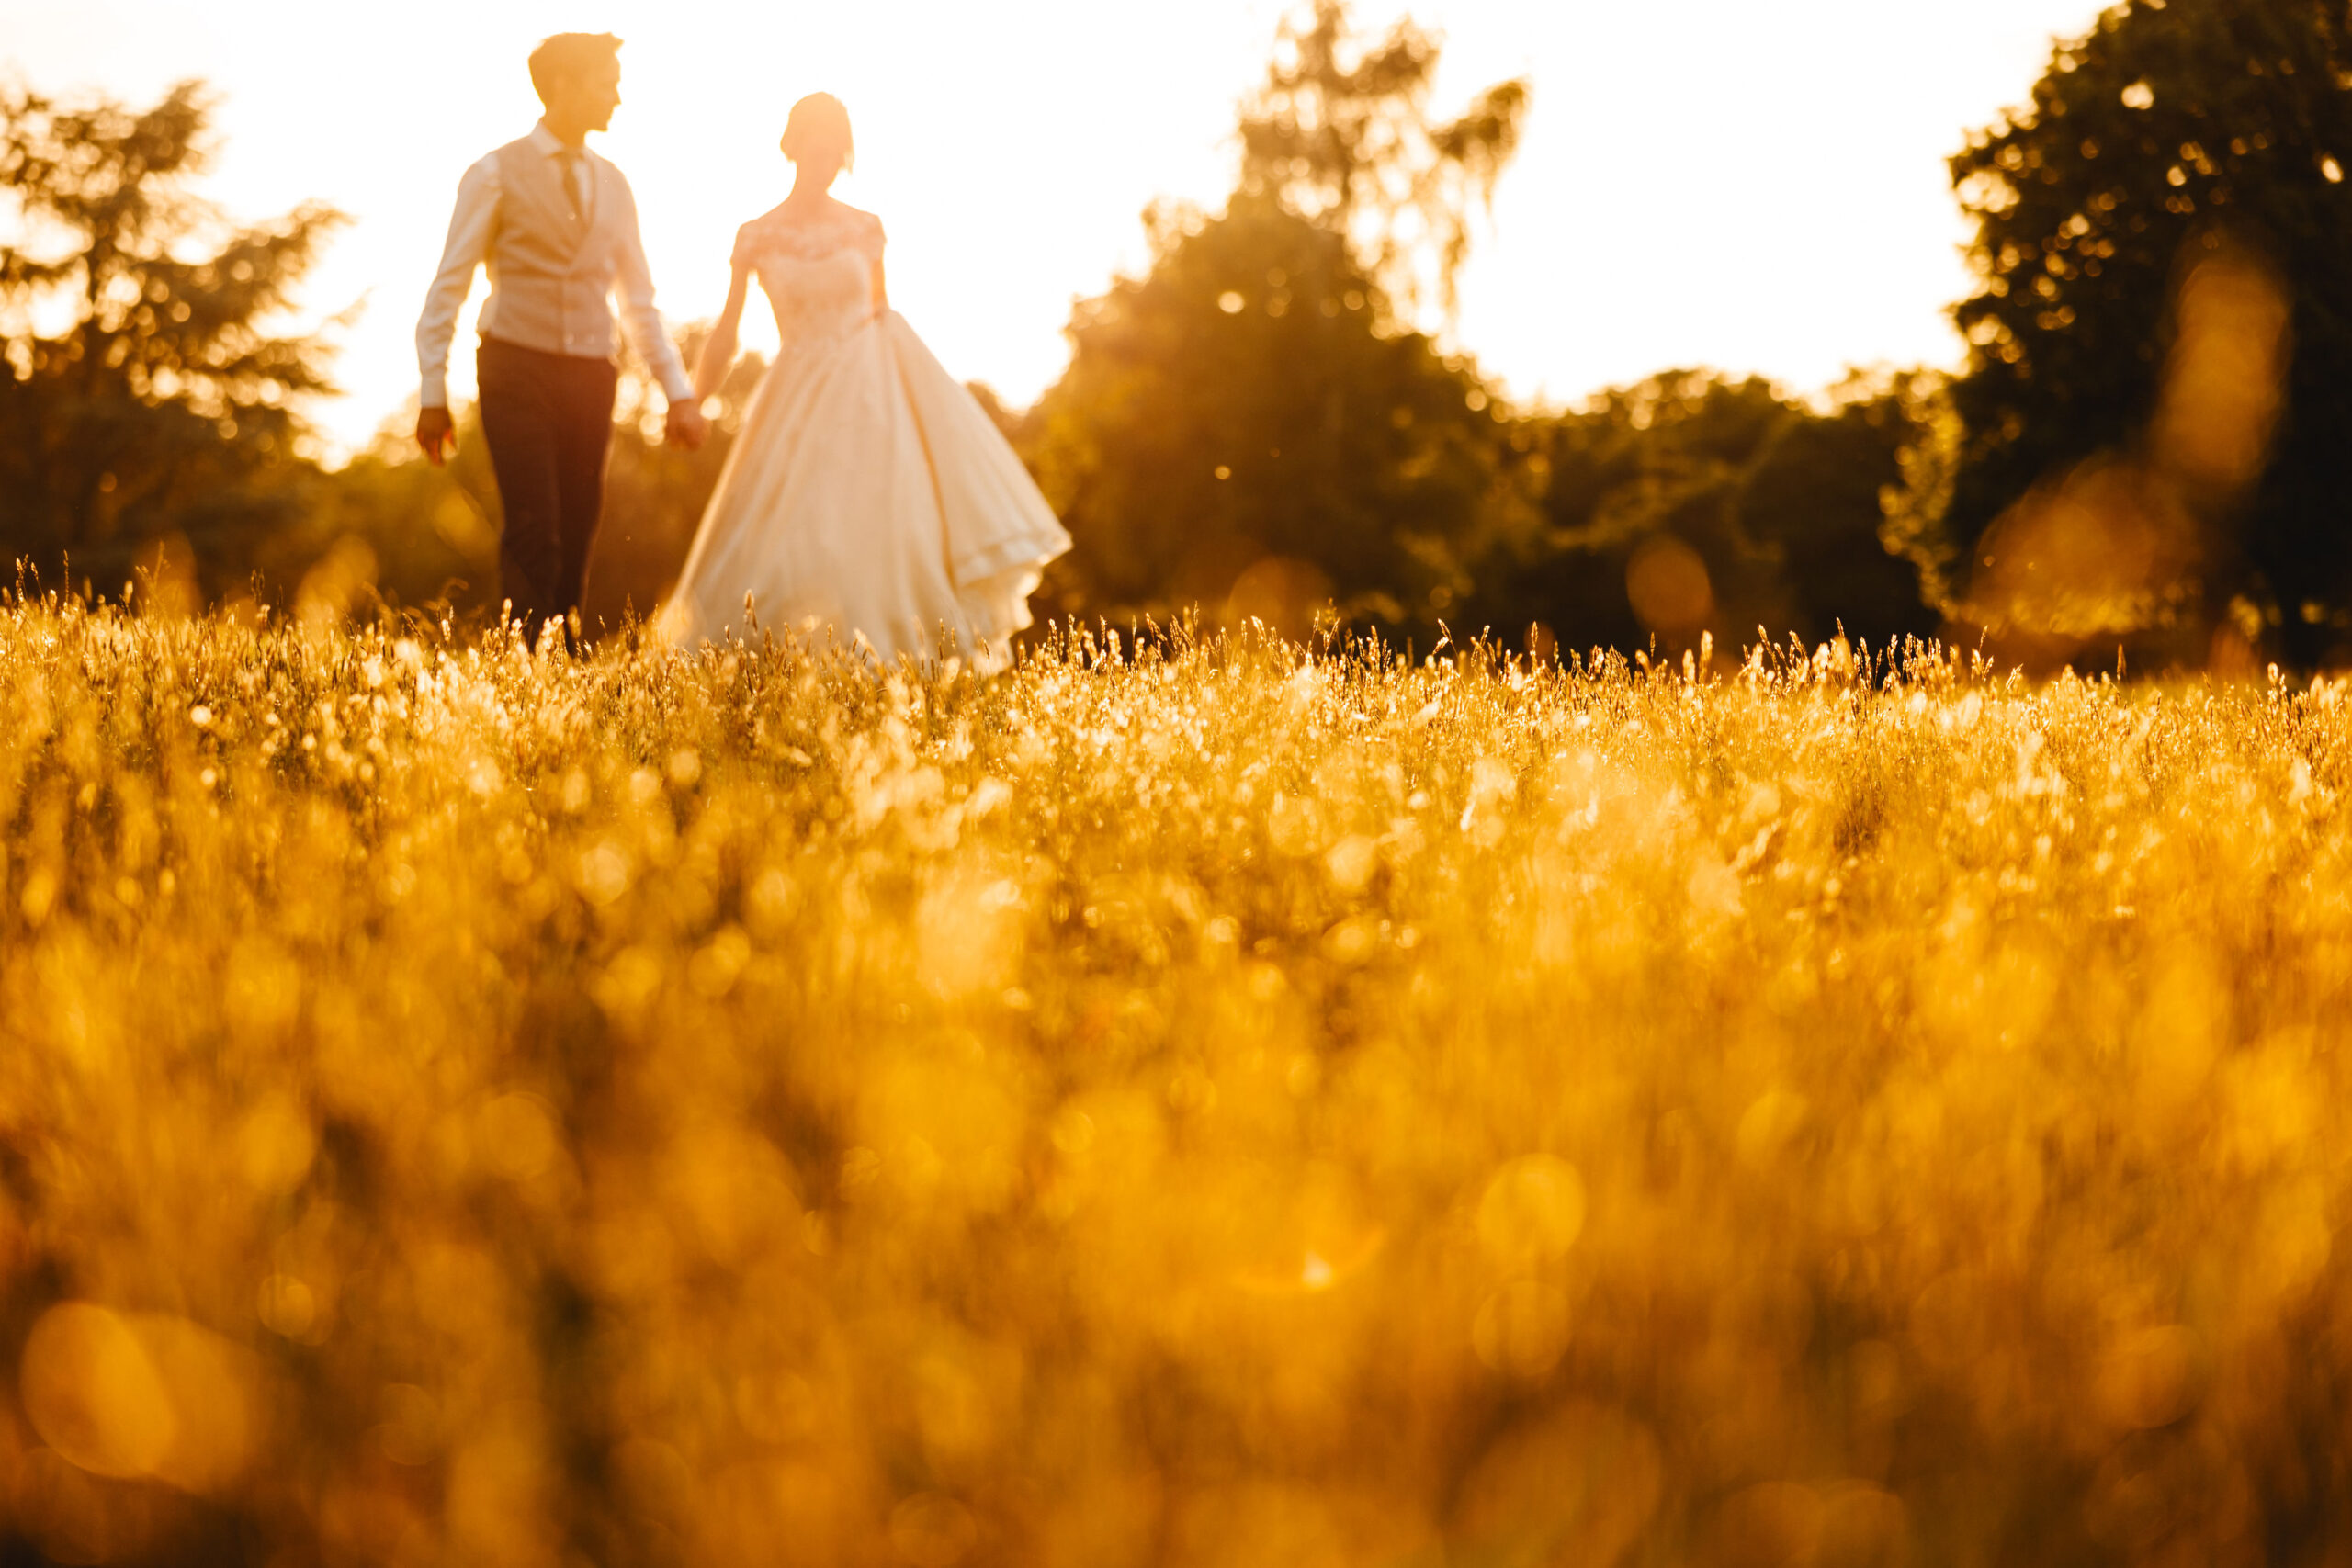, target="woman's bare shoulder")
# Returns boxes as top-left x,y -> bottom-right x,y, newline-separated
733,199 -> 882,265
